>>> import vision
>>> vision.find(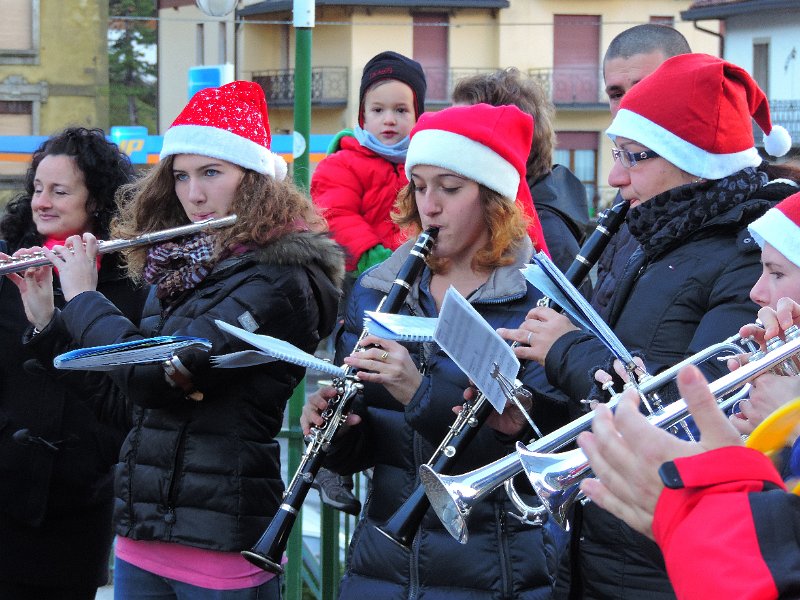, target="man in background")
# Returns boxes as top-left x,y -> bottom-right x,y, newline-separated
590,24 -> 691,319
